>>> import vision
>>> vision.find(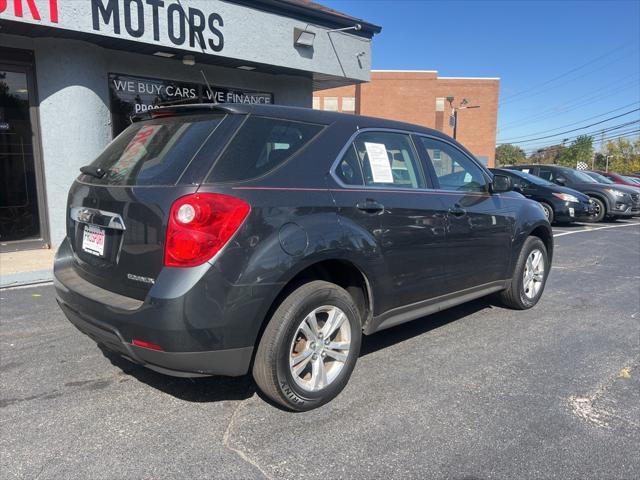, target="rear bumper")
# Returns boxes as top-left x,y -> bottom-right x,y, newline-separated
54,239 -> 256,377
58,300 -> 252,377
